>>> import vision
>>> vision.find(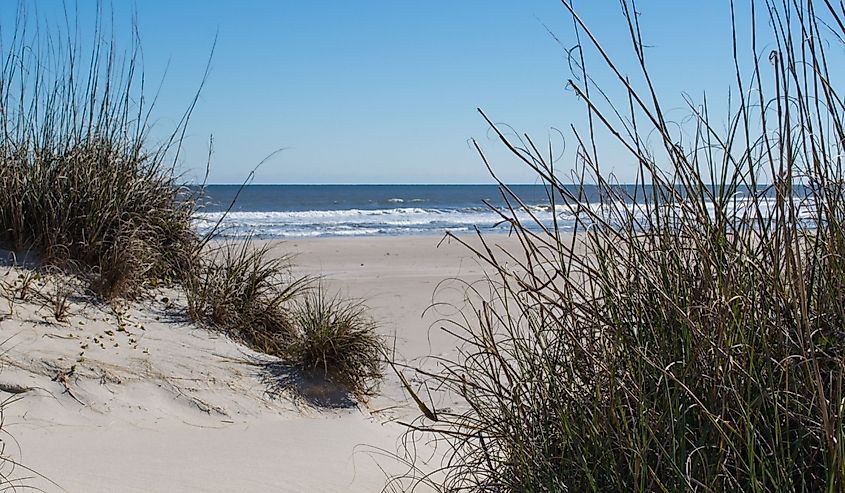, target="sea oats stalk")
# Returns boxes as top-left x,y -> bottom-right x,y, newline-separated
389,1 -> 845,491
0,8 -> 206,298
